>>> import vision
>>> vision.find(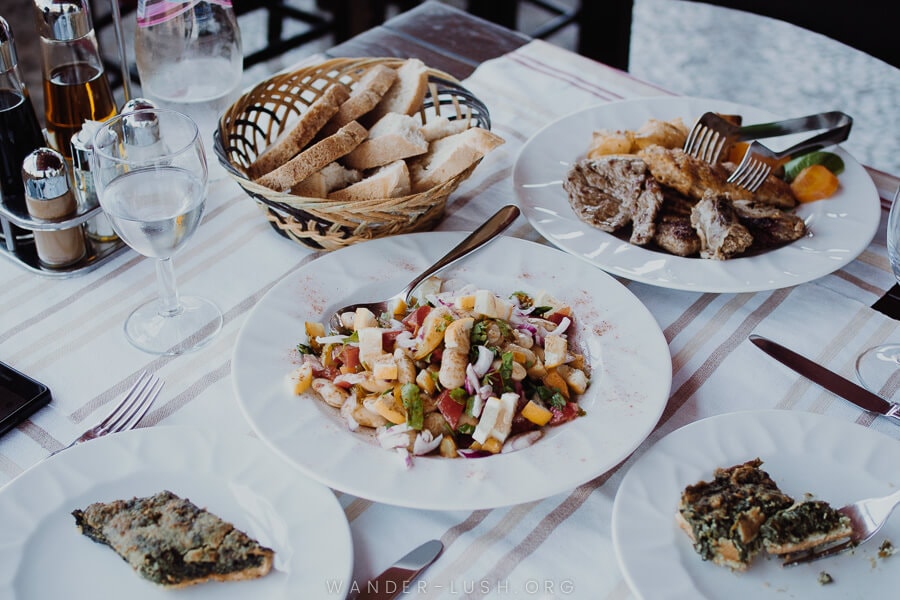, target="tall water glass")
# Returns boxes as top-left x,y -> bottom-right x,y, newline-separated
92,108 -> 222,355
855,185 -> 900,398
